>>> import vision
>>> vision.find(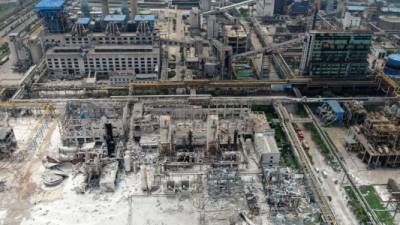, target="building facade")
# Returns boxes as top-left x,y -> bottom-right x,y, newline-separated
256,0 -> 275,17
44,32 -> 160,81
300,31 -> 372,78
